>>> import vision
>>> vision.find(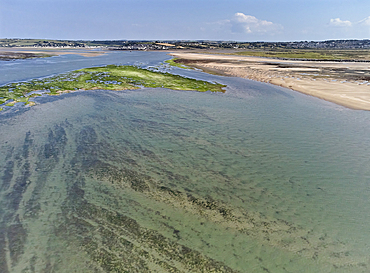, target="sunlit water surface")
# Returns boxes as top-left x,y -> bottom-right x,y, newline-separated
0,51 -> 370,272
